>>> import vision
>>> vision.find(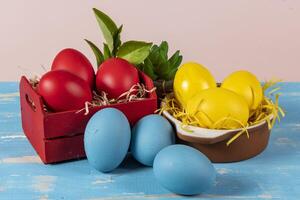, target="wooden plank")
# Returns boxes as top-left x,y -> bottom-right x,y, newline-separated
0,82 -> 299,199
